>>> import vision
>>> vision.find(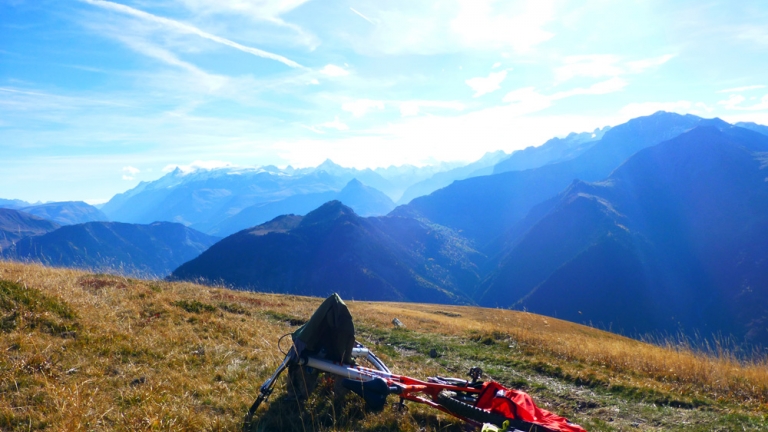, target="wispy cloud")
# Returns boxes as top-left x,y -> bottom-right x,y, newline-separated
82,0 -> 303,69
342,99 -> 384,118
737,25 -> 768,46
555,54 -> 674,84
319,64 -> 350,77
306,117 -> 349,134
502,78 -> 627,114
399,100 -> 465,117
717,94 -> 768,111
625,54 -> 676,73
121,165 -> 139,180
717,85 -> 766,93
465,70 -> 508,97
